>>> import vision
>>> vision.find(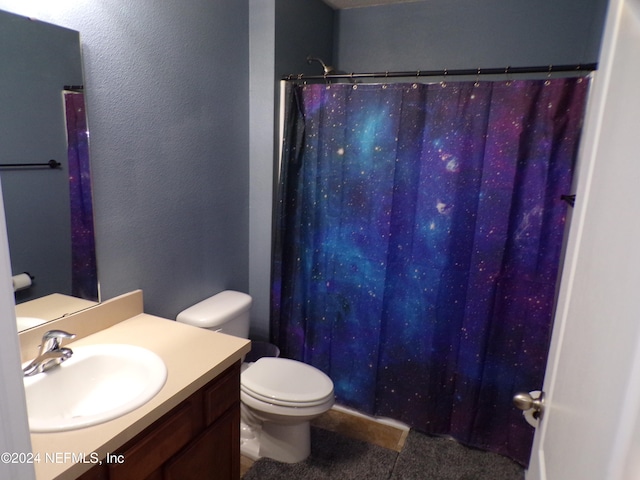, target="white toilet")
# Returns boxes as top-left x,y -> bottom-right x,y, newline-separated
176,290 -> 334,463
